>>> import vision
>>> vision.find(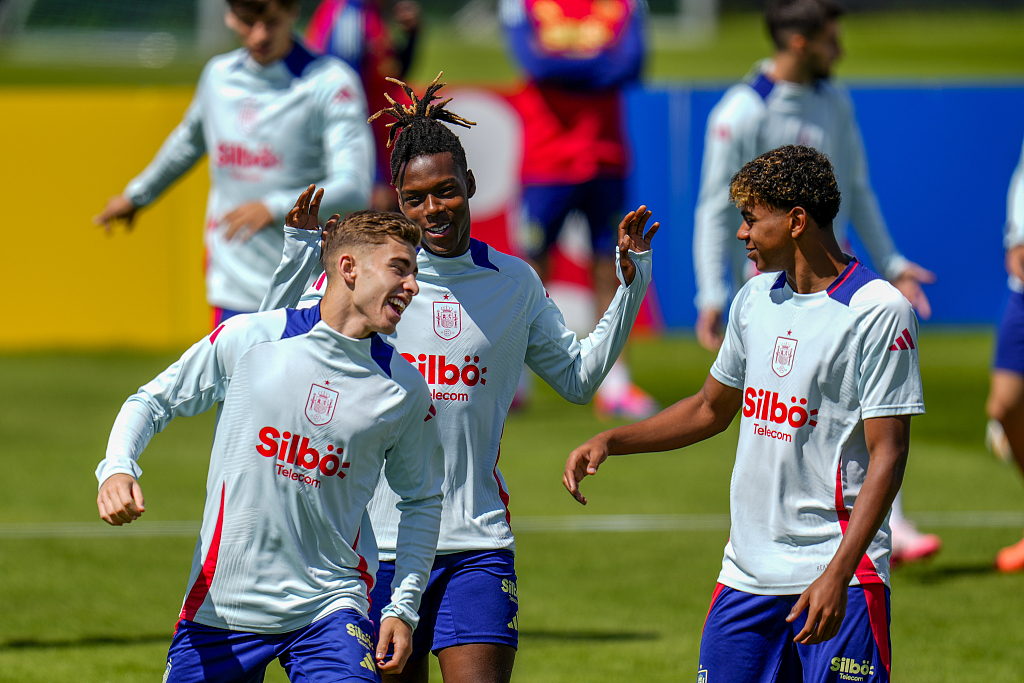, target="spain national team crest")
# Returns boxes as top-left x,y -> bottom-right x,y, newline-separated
772,337 -> 798,377
238,98 -> 260,134
305,383 -> 338,426
433,301 -> 462,341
